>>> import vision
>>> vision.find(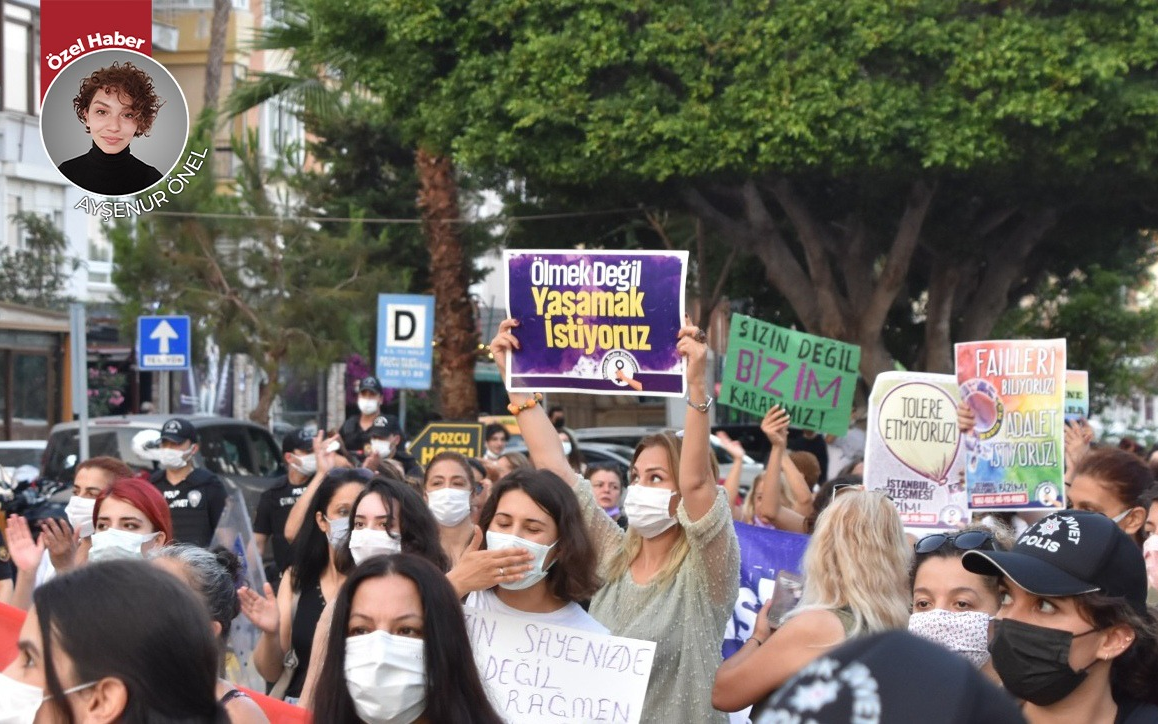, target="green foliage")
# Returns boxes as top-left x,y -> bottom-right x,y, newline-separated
109,115 -> 404,400
995,251 -> 1158,411
0,212 -> 79,311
